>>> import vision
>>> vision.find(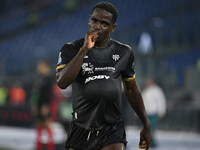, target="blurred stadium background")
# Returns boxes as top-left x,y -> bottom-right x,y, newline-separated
0,0 -> 200,150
